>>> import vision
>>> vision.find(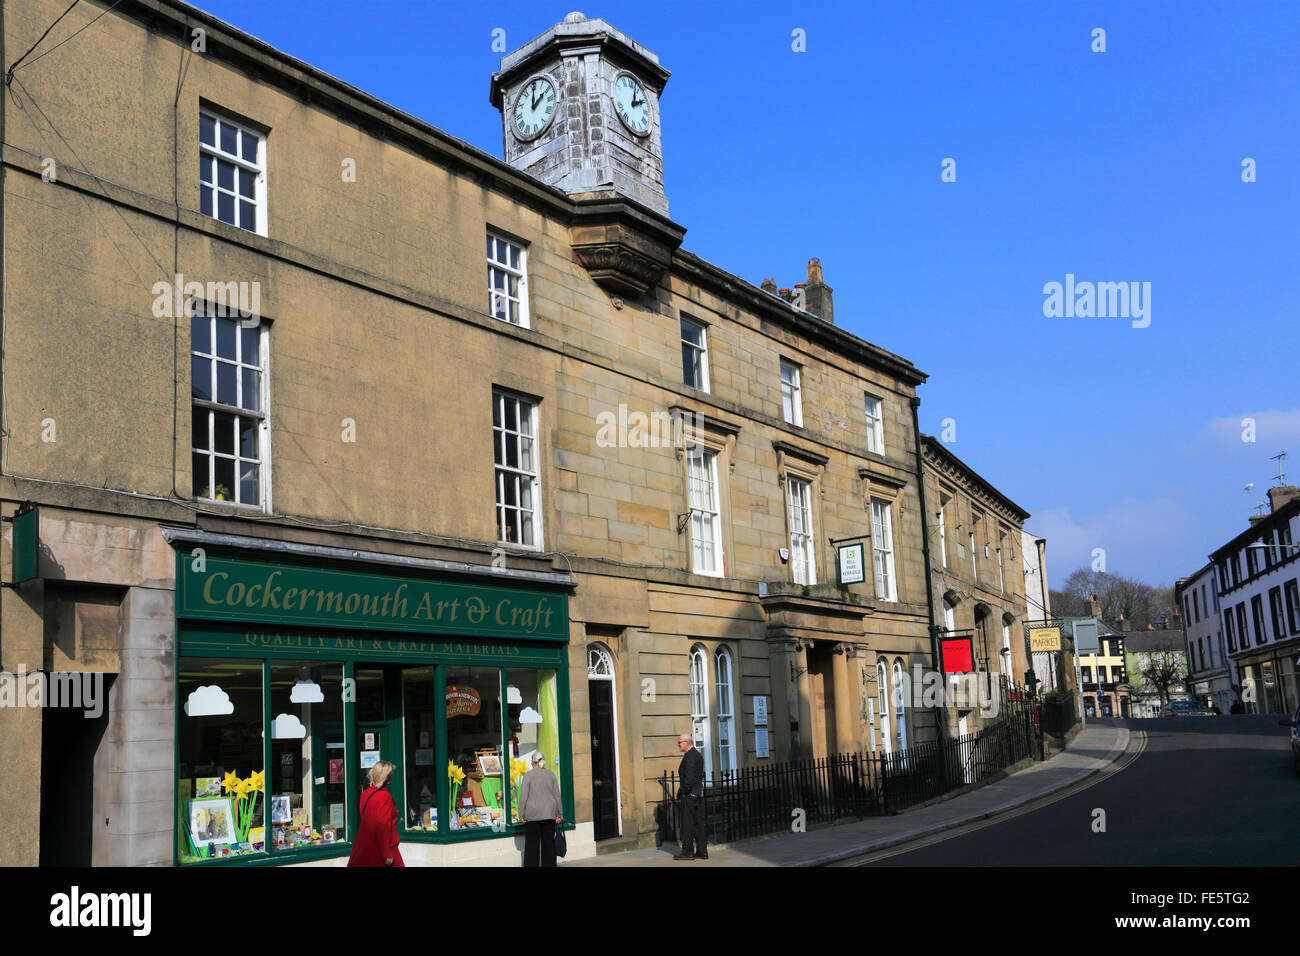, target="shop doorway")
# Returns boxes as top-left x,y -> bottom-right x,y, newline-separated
354,667 -> 404,822
587,645 -> 621,840
39,674 -> 113,865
